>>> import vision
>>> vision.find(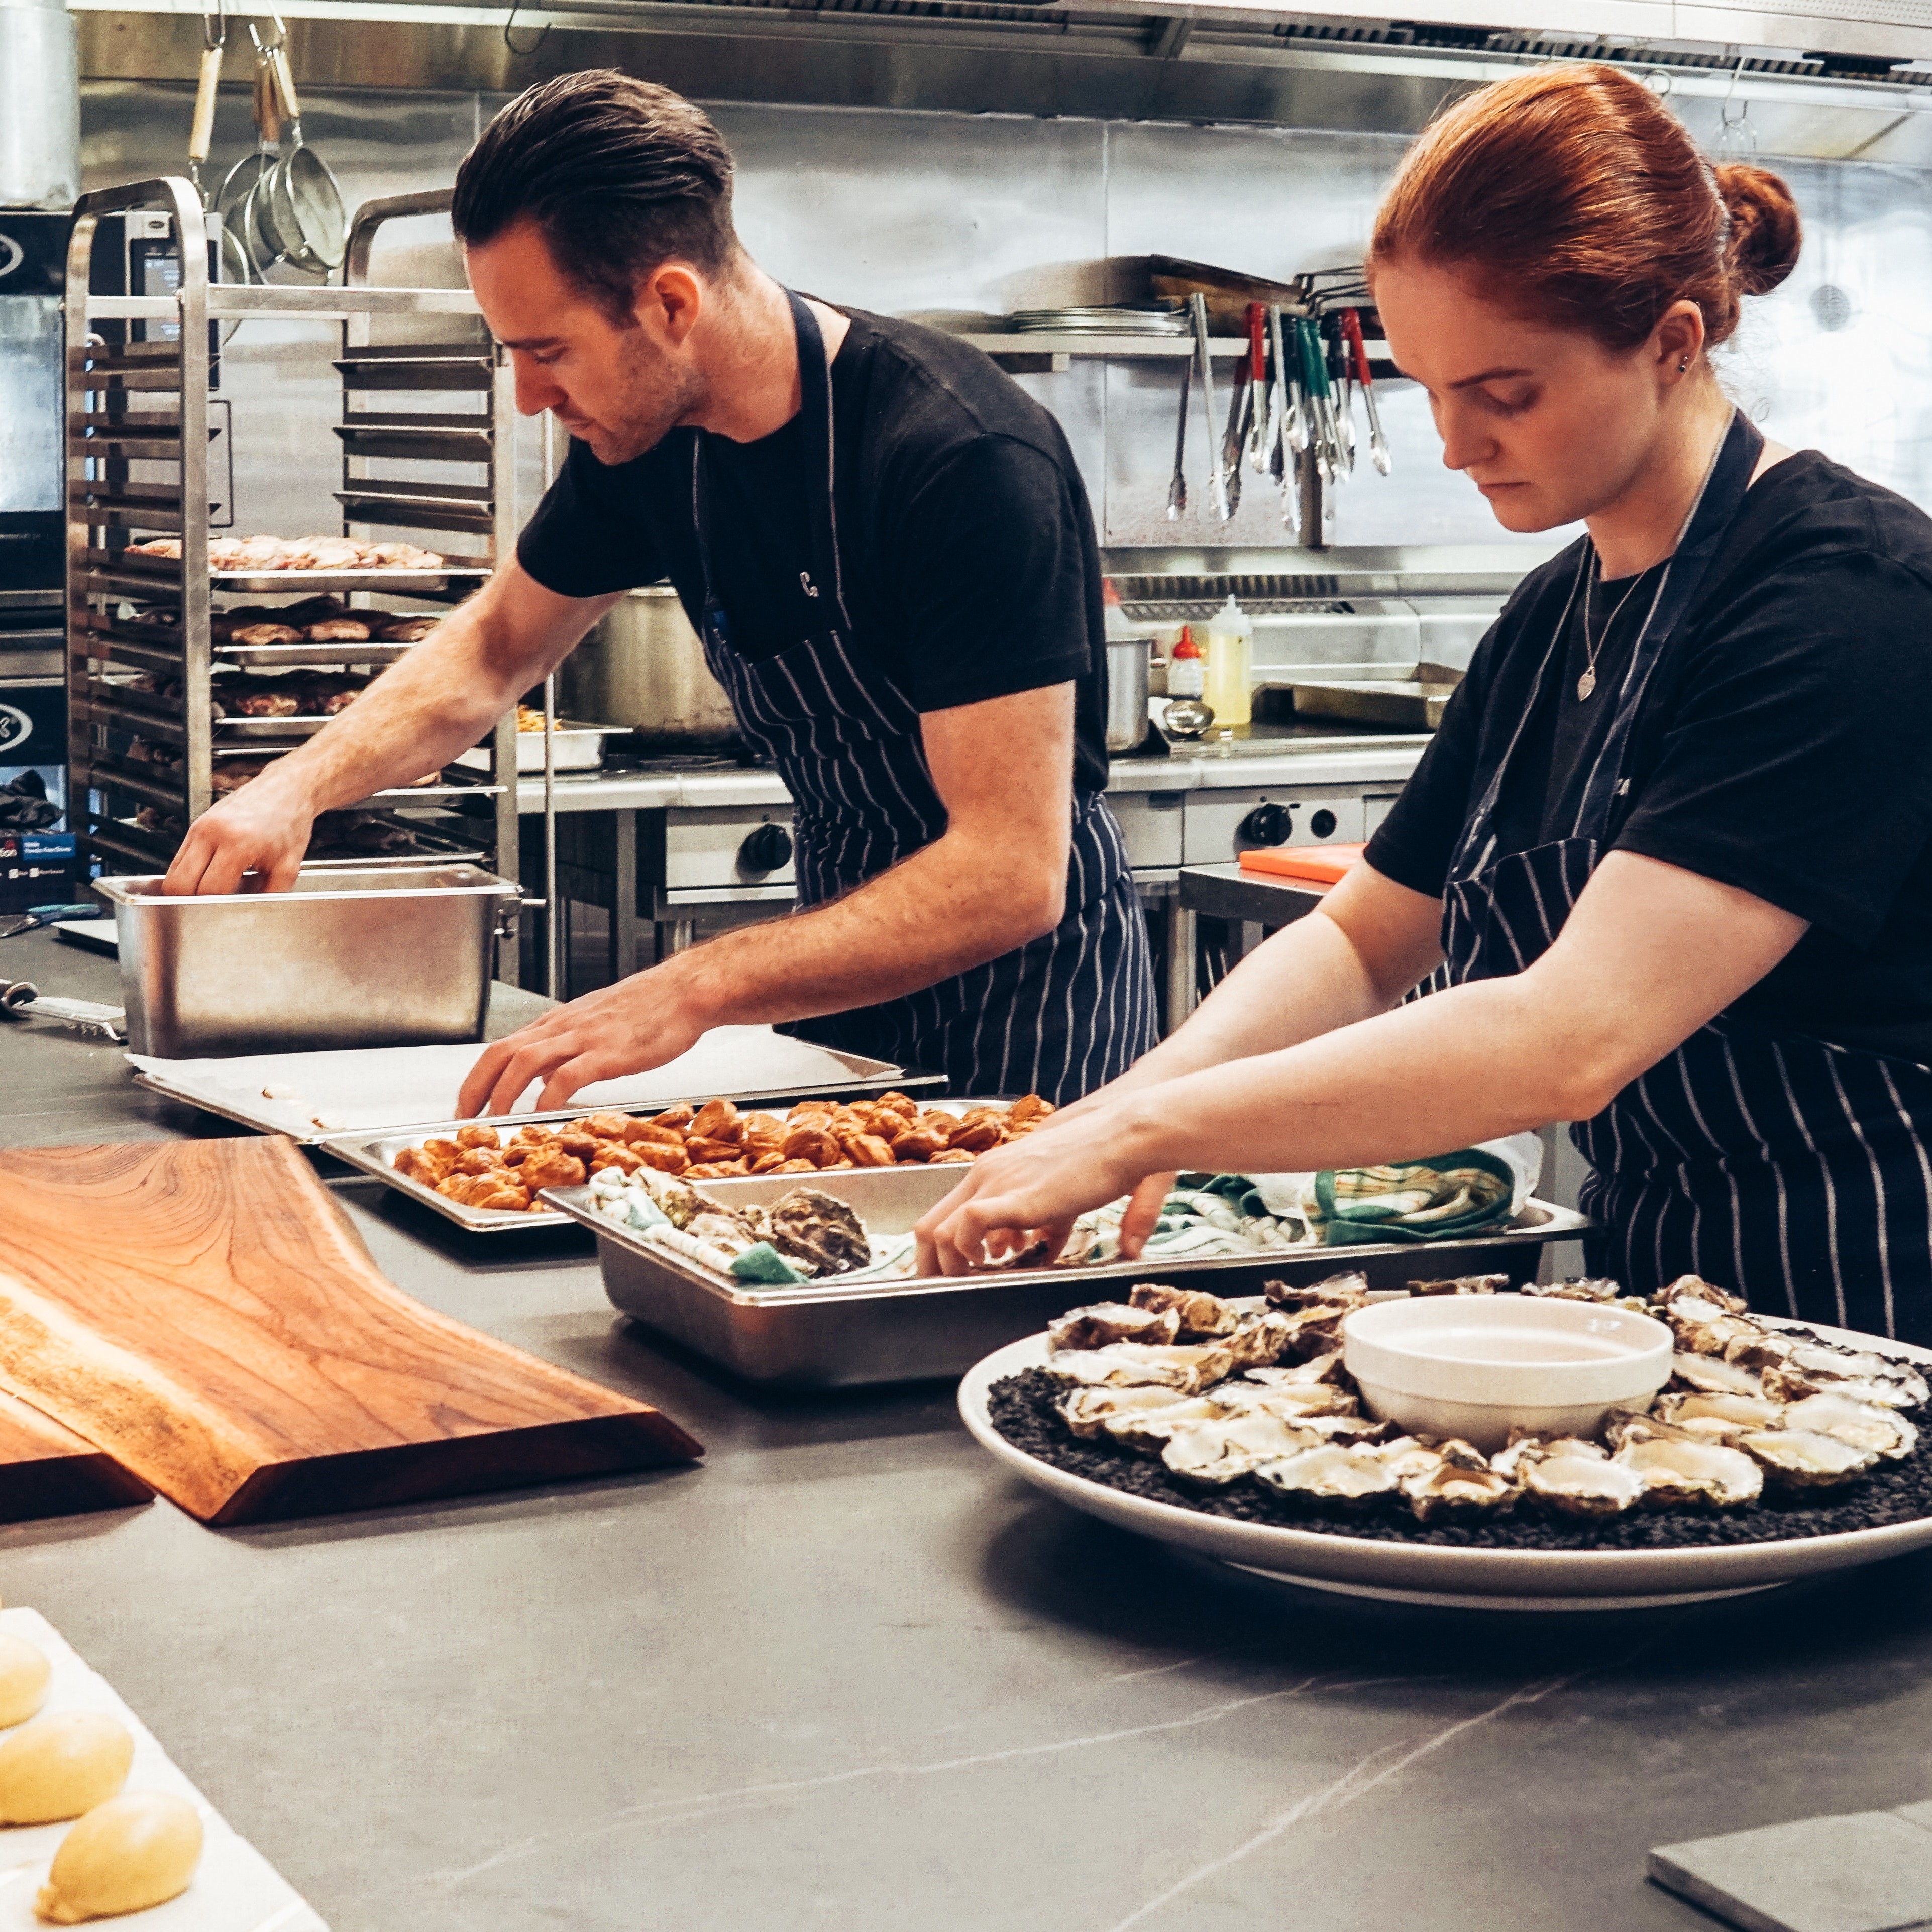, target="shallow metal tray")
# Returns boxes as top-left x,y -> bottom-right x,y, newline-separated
327,1079 -> 956,1230
1289,679 -> 1458,730
546,1166 -> 1594,1388
454,725 -> 623,774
